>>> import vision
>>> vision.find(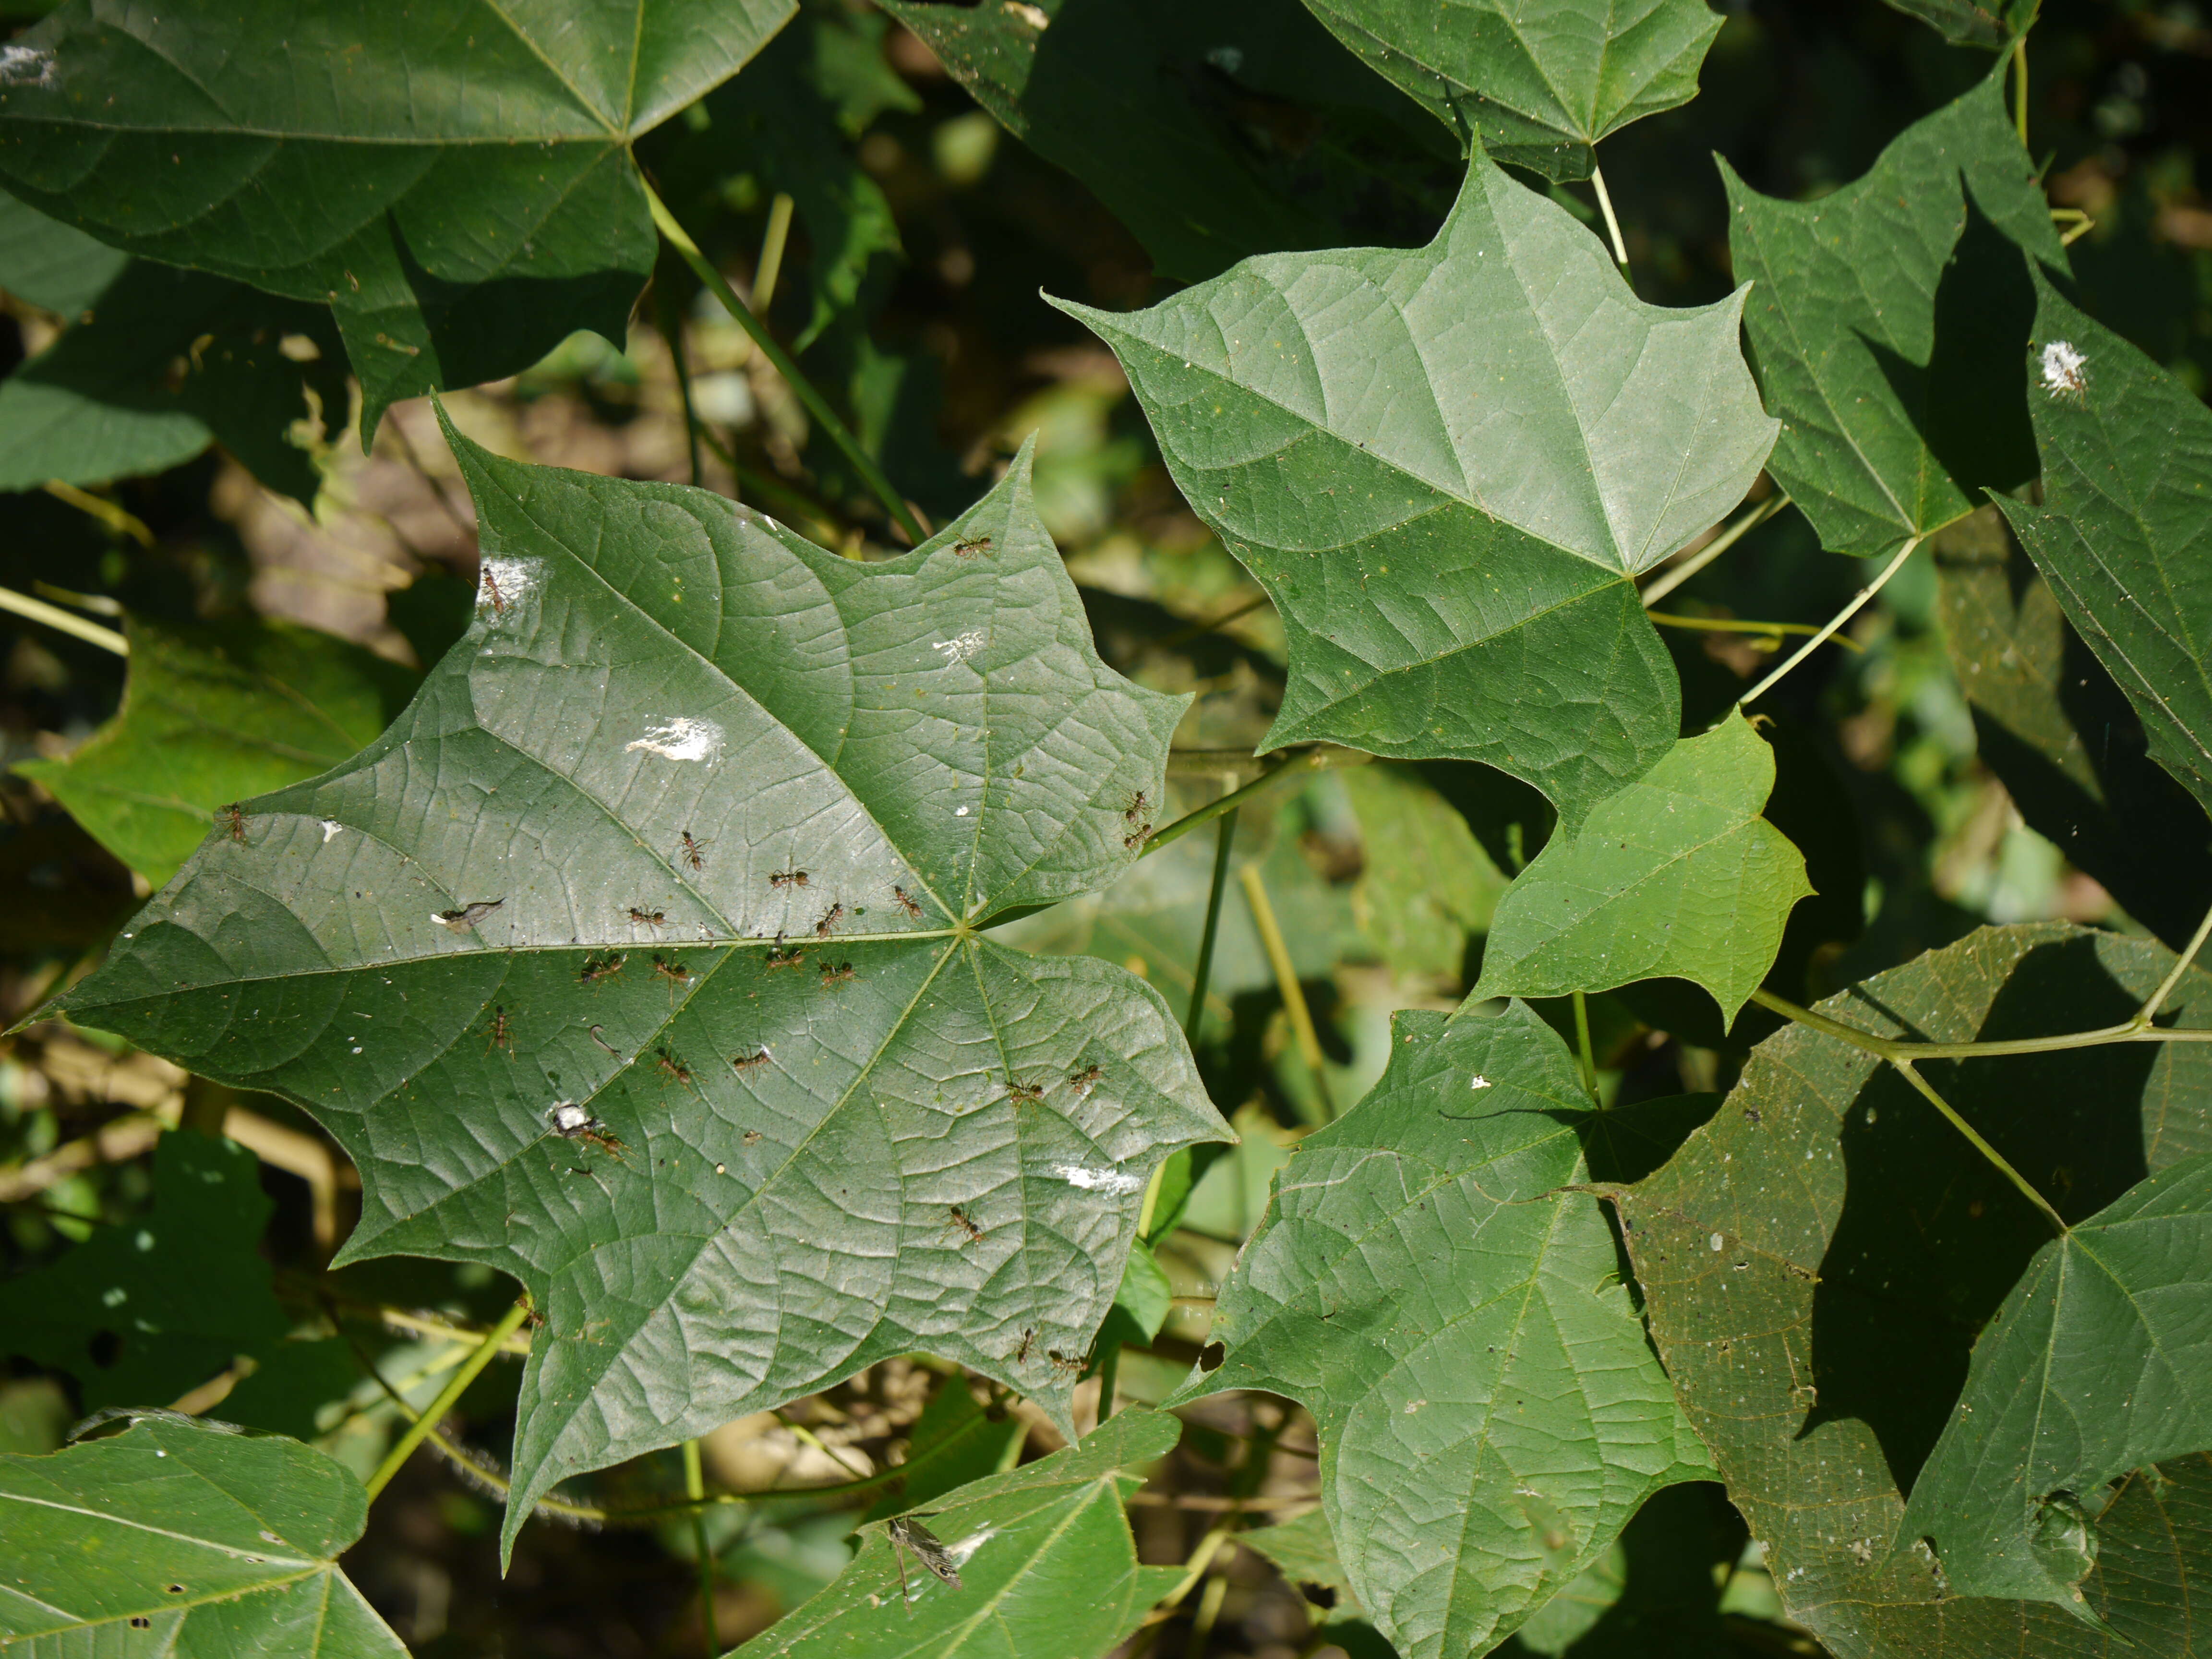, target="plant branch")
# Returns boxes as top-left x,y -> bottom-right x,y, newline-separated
754,192 -> 795,315
1646,610 -> 1863,652
363,1298 -> 531,1502
1737,534 -> 1921,709
44,480 -> 154,548
2139,898 -> 2212,1023
1242,863 -> 1335,1121
1571,990 -> 1598,1100
0,585 -> 128,657
1589,162 -> 1631,272
2012,34 -> 2030,146
683,1439 -> 720,1657
645,184 -> 925,545
1143,748 -> 1369,856
1185,809 -> 1239,1046
1748,986 -> 2212,1061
